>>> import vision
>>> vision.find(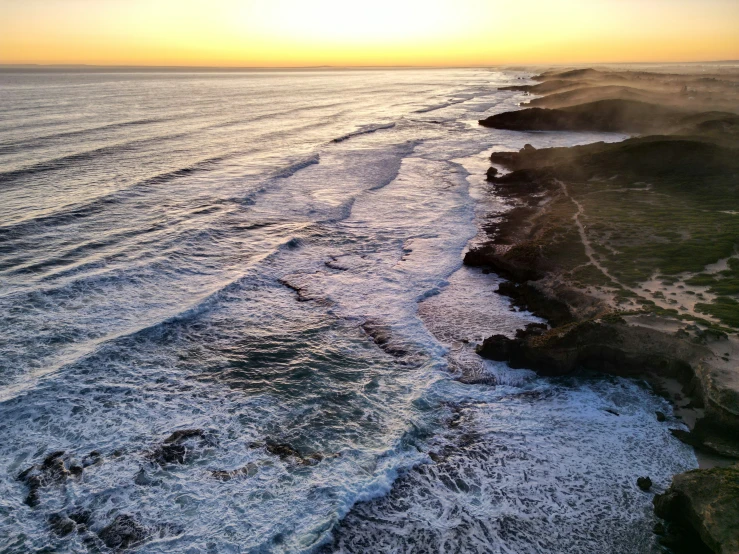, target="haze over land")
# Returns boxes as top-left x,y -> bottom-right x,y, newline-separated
2,0 -> 739,67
